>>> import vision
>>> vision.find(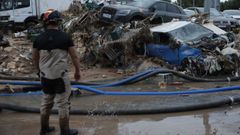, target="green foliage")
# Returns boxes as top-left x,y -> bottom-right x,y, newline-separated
221,0 -> 240,10
175,0 -> 240,10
